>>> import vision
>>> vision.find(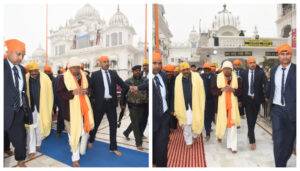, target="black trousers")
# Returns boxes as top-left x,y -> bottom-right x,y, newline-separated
271,105 -> 296,167
56,104 -> 65,134
204,98 -> 214,136
4,130 -> 11,151
153,112 -> 170,167
89,99 -> 118,151
6,109 -> 27,161
245,96 -> 260,144
140,103 -> 149,136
